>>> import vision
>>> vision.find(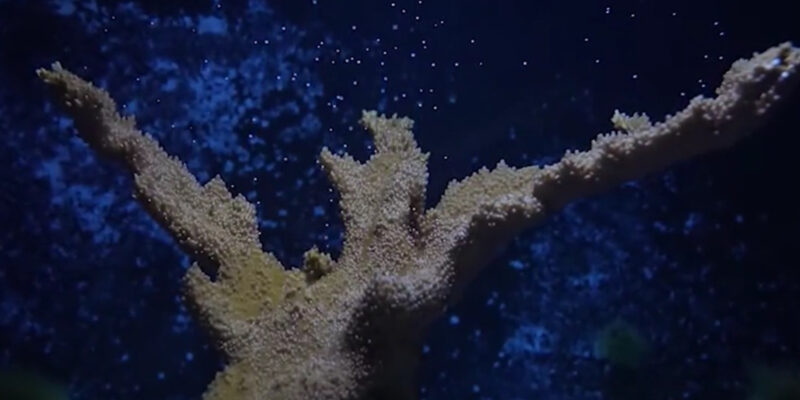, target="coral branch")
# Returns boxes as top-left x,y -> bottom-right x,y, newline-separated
532,43 -> 799,210
36,64 -> 263,270
39,42 -> 799,400
422,43 -> 800,299
37,63 -> 306,351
